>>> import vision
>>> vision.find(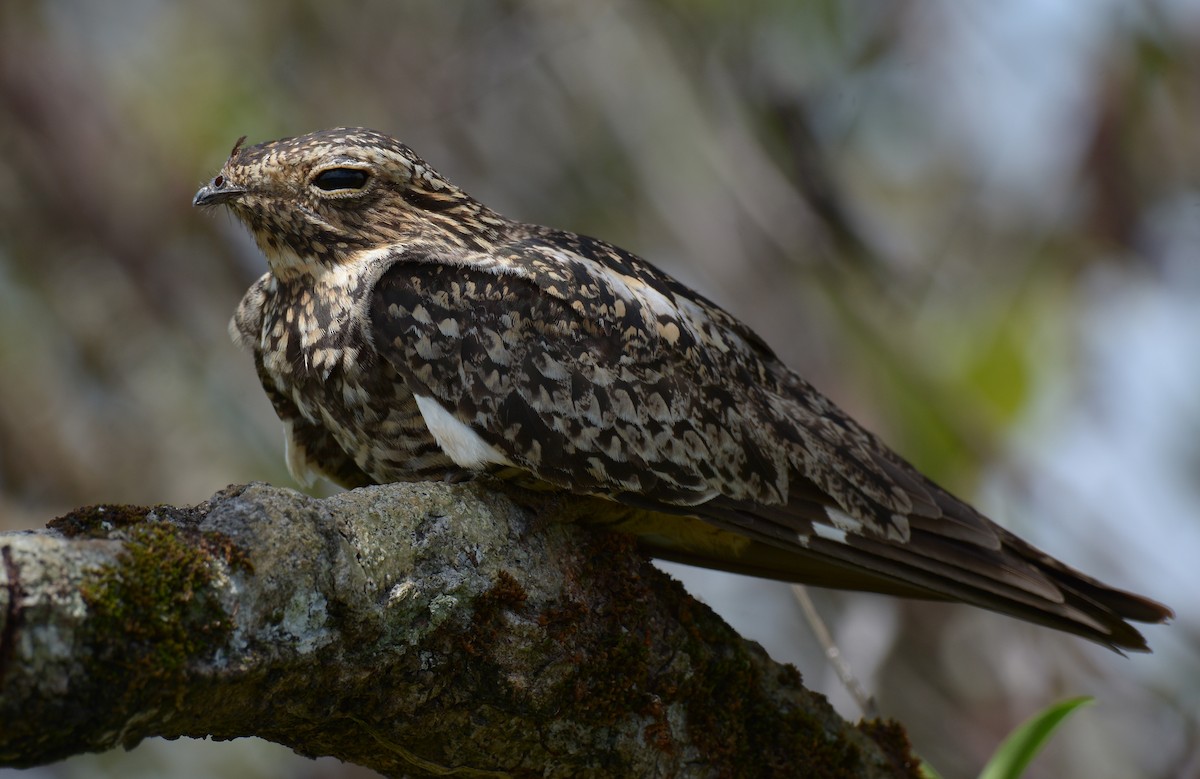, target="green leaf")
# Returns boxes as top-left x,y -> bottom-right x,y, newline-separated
978,697 -> 1094,779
